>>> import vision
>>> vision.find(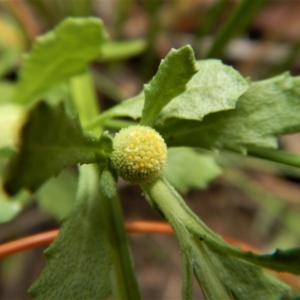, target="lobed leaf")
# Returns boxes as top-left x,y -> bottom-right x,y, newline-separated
156,60 -> 249,124
163,148 -> 221,194
140,45 -> 198,126
158,73 -> 300,153
4,102 -> 112,195
13,17 -> 108,105
89,59 -> 248,129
